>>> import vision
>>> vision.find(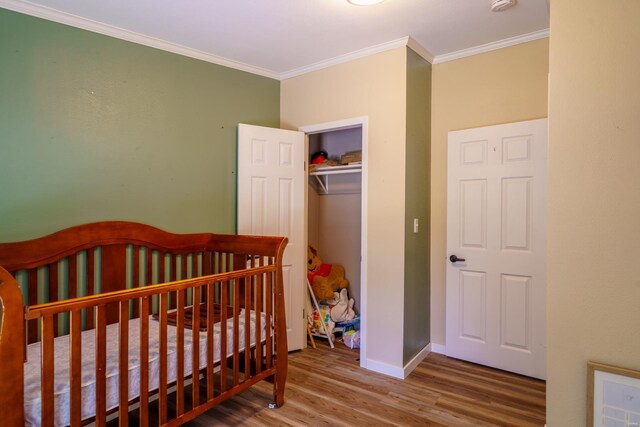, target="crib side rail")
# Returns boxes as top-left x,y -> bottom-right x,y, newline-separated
0,266 -> 25,426
26,262 -> 283,426
25,266 -> 274,318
